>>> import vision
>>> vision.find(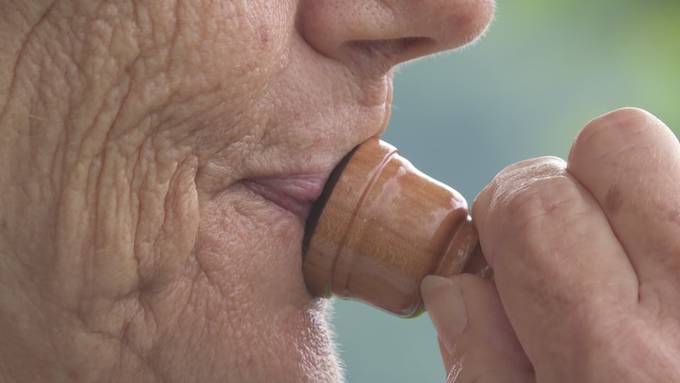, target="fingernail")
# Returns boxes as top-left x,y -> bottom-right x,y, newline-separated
421,275 -> 468,354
